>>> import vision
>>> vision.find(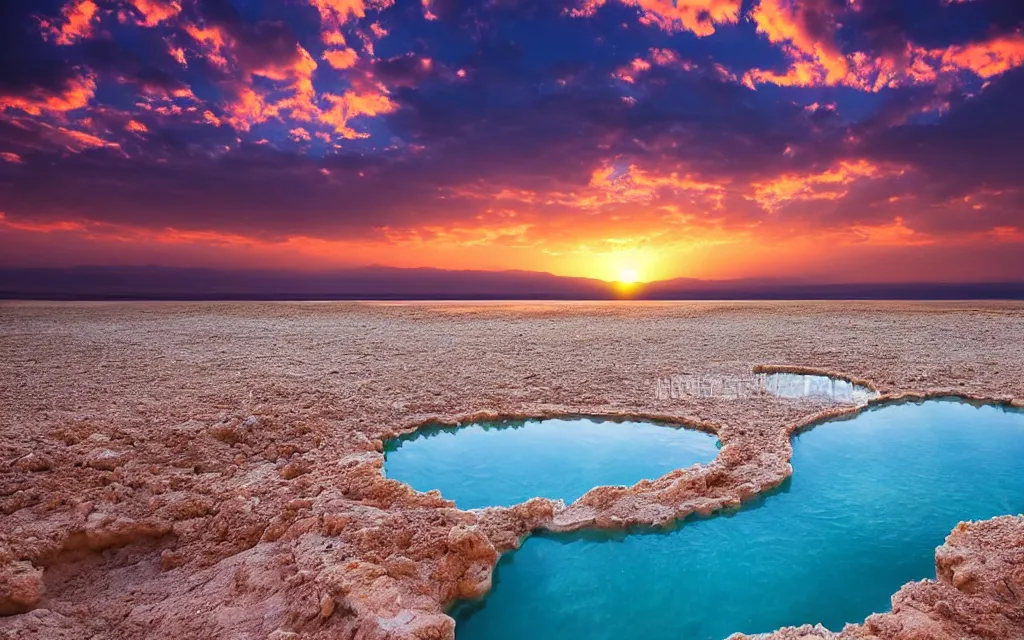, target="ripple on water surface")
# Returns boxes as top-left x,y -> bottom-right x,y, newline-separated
452,399 -> 1024,639
383,418 -> 720,510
